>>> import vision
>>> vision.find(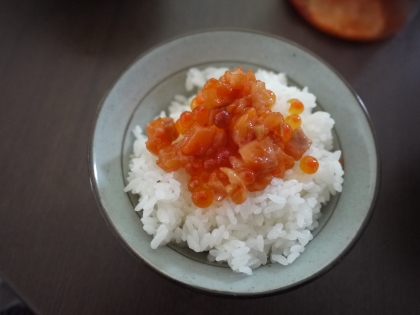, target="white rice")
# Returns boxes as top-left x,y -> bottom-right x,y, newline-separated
124,67 -> 344,275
